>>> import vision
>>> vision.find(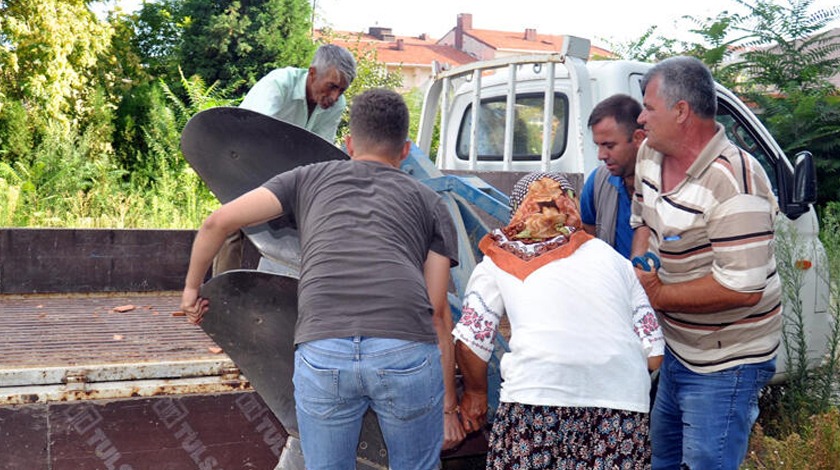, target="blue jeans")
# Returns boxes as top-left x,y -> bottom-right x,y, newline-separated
293,337 -> 443,470
651,348 -> 776,470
